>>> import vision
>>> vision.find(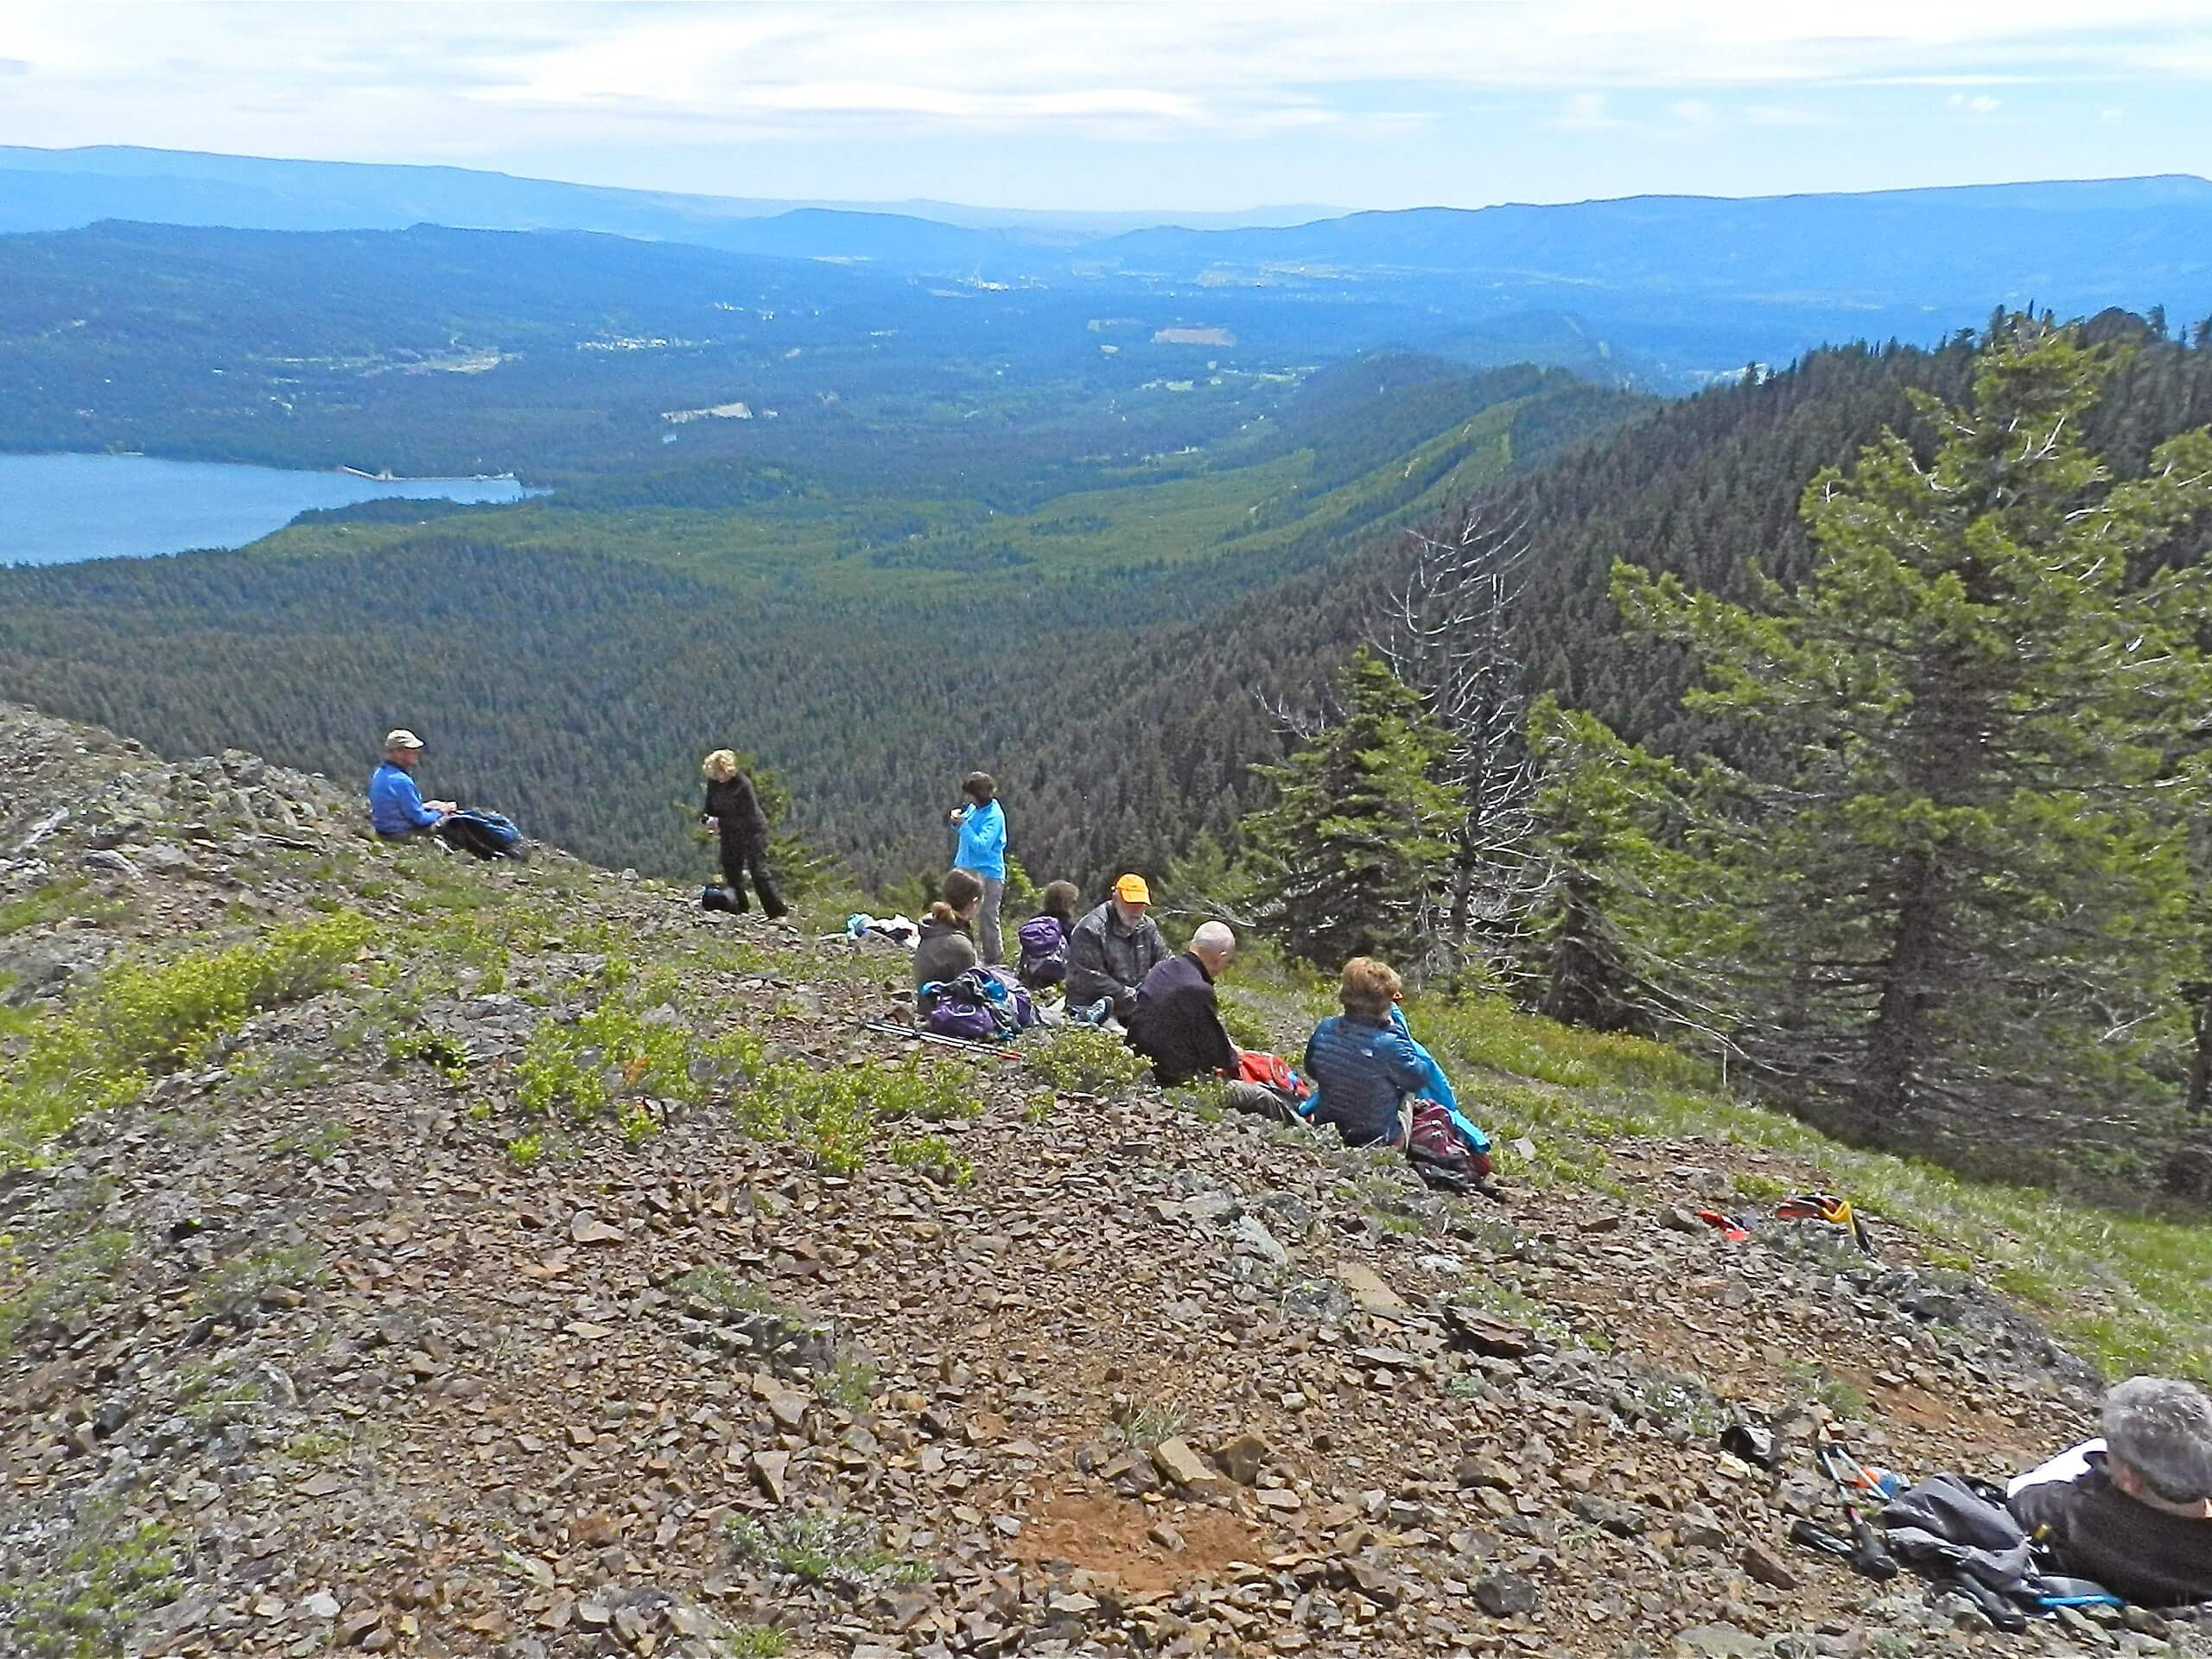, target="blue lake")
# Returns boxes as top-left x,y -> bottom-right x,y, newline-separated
0,453 -> 531,566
